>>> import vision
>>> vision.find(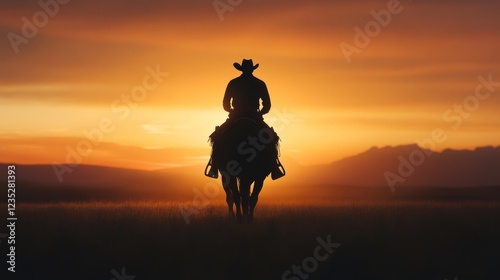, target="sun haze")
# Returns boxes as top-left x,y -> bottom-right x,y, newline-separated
1,0 -> 499,170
